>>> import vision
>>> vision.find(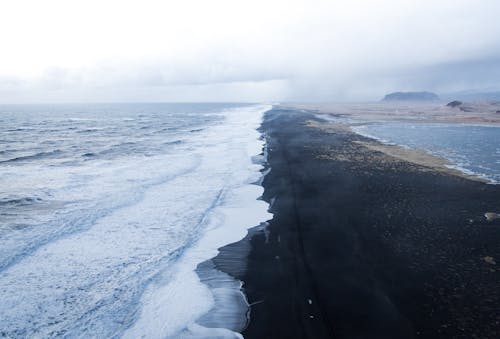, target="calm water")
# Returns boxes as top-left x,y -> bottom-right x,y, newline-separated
0,103 -> 271,337
354,122 -> 500,183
